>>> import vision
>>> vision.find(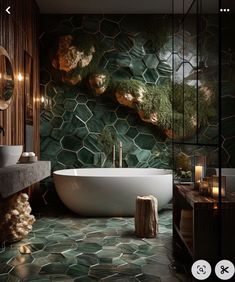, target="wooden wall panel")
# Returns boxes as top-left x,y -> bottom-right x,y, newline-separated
0,0 -> 40,155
